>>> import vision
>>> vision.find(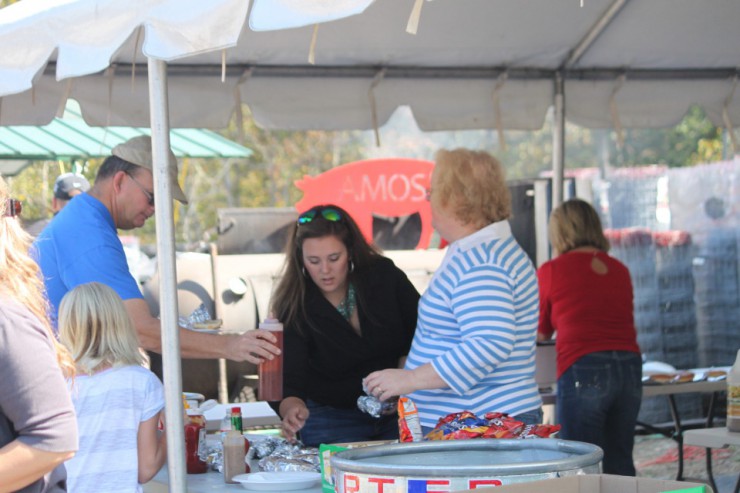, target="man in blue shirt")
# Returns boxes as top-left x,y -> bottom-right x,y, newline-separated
33,136 -> 279,363
26,172 -> 91,237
